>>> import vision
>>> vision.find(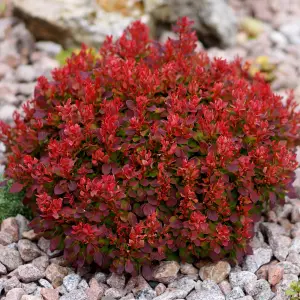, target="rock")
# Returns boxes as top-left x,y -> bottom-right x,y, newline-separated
272,63 -> 299,90
0,231 -> 14,245
244,279 -> 273,300
168,277 -> 195,295
32,256 -> 49,271
104,287 -> 125,298
40,288 -> 59,300
277,261 -> 300,275
120,294 -> 135,300
187,280 -> 225,300
130,275 -> 153,296
5,288 -> 26,300
12,0 -> 136,48
17,83 -> 35,96
0,245 -> 23,271
22,282 -> 37,294
49,256 -> 68,267
218,280 -> 231,295
38,279 -> 53,289
291,199 -> 300,223
1,217 -> 19,242
255,265 -> 269,280
4,276 -> 22,293
45,264 -> 68,288
35,41 -> 62,57
268,235 -> 291,261
18,239 -> 41,262
243,248 -> 273,273
106,273 -> 126,289
229,271 -> 257,289
160,0 -> 237,48
63,274 -> 81,292
0,104 -> 16,122
78,279 -> 88,290
85,278 -> 105,300
60,289 -> 88,300
179,263 -> 198,275
154,283 -> 166,296
270,31 -> 288,48
94,271 -> 107,283
279,21 -> 300,45
16,264 -> 45,283
260,222 -> 288,239
15,65 -> 36,82
152,288 -> 187,300
199,261 -> 231,284
268,265 -> 284,286
37,238 -> 61,258
286,252 -> 300,266
152,261 -> 180,284
22,230 -> 39,241
33,57 -> 59,79
20,296 -> 42,300
0,261 -> 7,275
225,286 -> 245,299
240,17 -> 264,37
15,215 -> 29,238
